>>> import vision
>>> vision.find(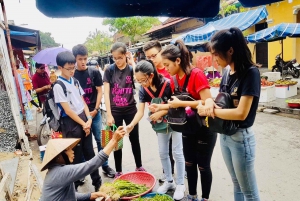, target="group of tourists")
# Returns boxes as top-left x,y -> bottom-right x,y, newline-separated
40,27 -> 261,201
